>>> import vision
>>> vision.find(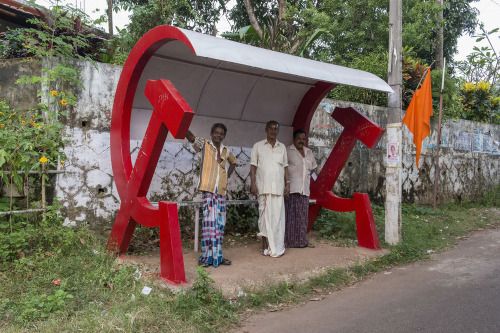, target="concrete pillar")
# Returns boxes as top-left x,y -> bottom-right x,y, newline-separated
386,0 -> 403,244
